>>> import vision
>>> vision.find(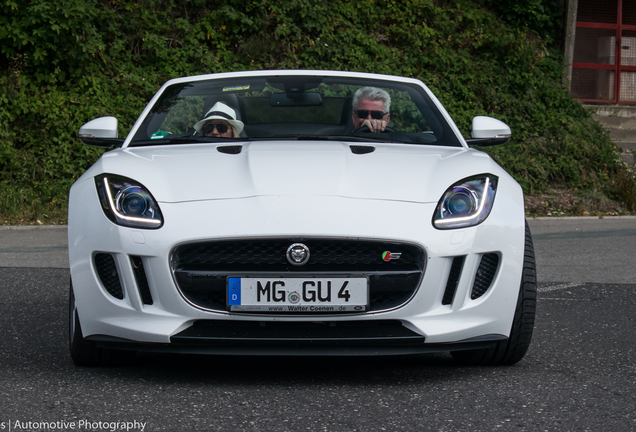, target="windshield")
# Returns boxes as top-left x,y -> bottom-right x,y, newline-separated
129,75 -> 462,147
